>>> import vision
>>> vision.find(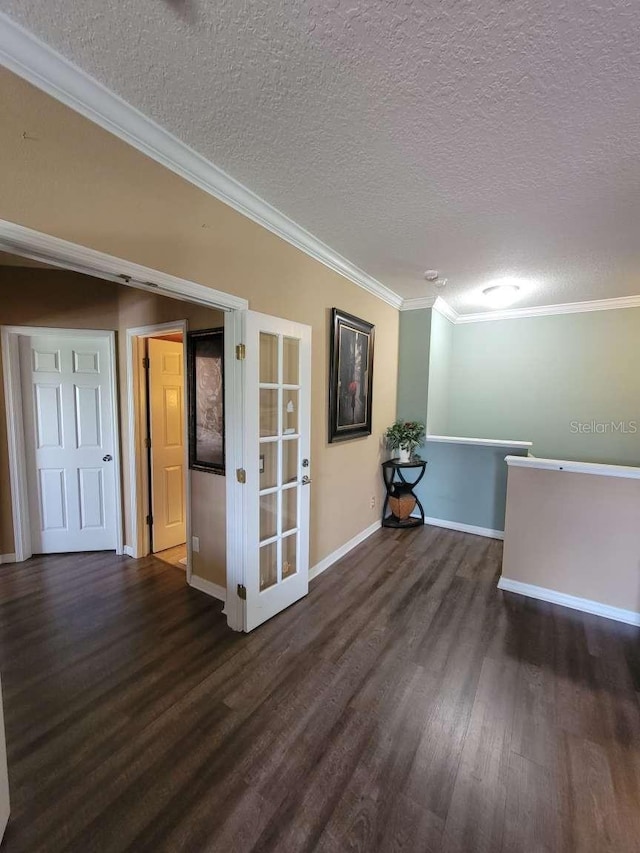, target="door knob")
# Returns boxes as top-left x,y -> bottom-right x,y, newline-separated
301,475 -> 312,485
103,454 -> 113,462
